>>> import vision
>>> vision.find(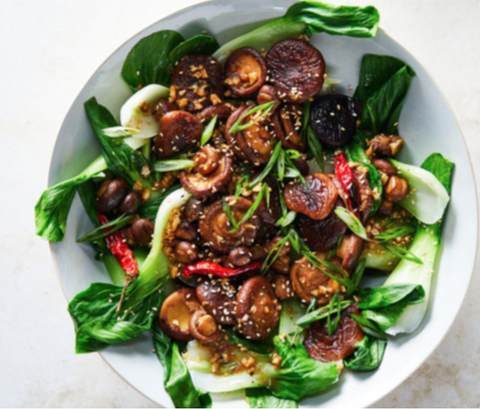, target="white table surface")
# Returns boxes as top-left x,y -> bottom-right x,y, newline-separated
1,0 -> 479,407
